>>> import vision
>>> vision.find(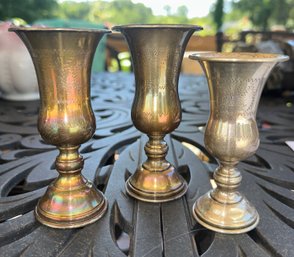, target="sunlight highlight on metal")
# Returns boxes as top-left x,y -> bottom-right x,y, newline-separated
9,26 -> 110,229
113,24 -> 203,202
